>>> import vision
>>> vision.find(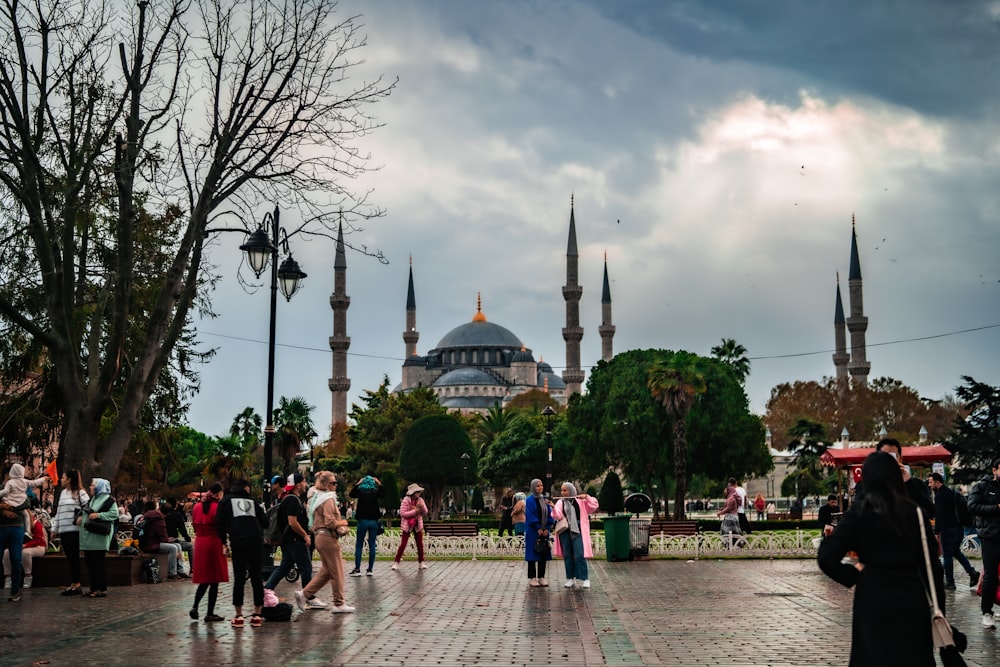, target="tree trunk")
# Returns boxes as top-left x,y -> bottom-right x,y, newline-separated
673,418 -> 687,520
